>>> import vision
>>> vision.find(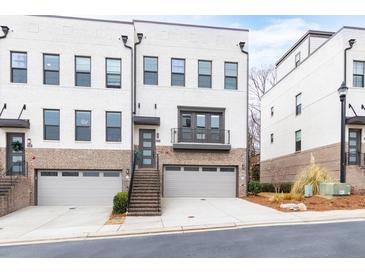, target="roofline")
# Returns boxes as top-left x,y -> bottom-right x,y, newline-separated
133,19 -> 249,32
32,15 -> 133,25
275,30 -> 334,66
31,16 -> 249,32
